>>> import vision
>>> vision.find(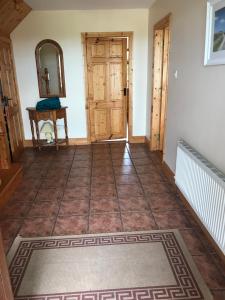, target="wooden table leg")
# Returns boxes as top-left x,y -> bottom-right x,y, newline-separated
34,120 -> 41,150
29,119 -> 36,148
64,116 -> 69,145
53,119 -> 59,150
